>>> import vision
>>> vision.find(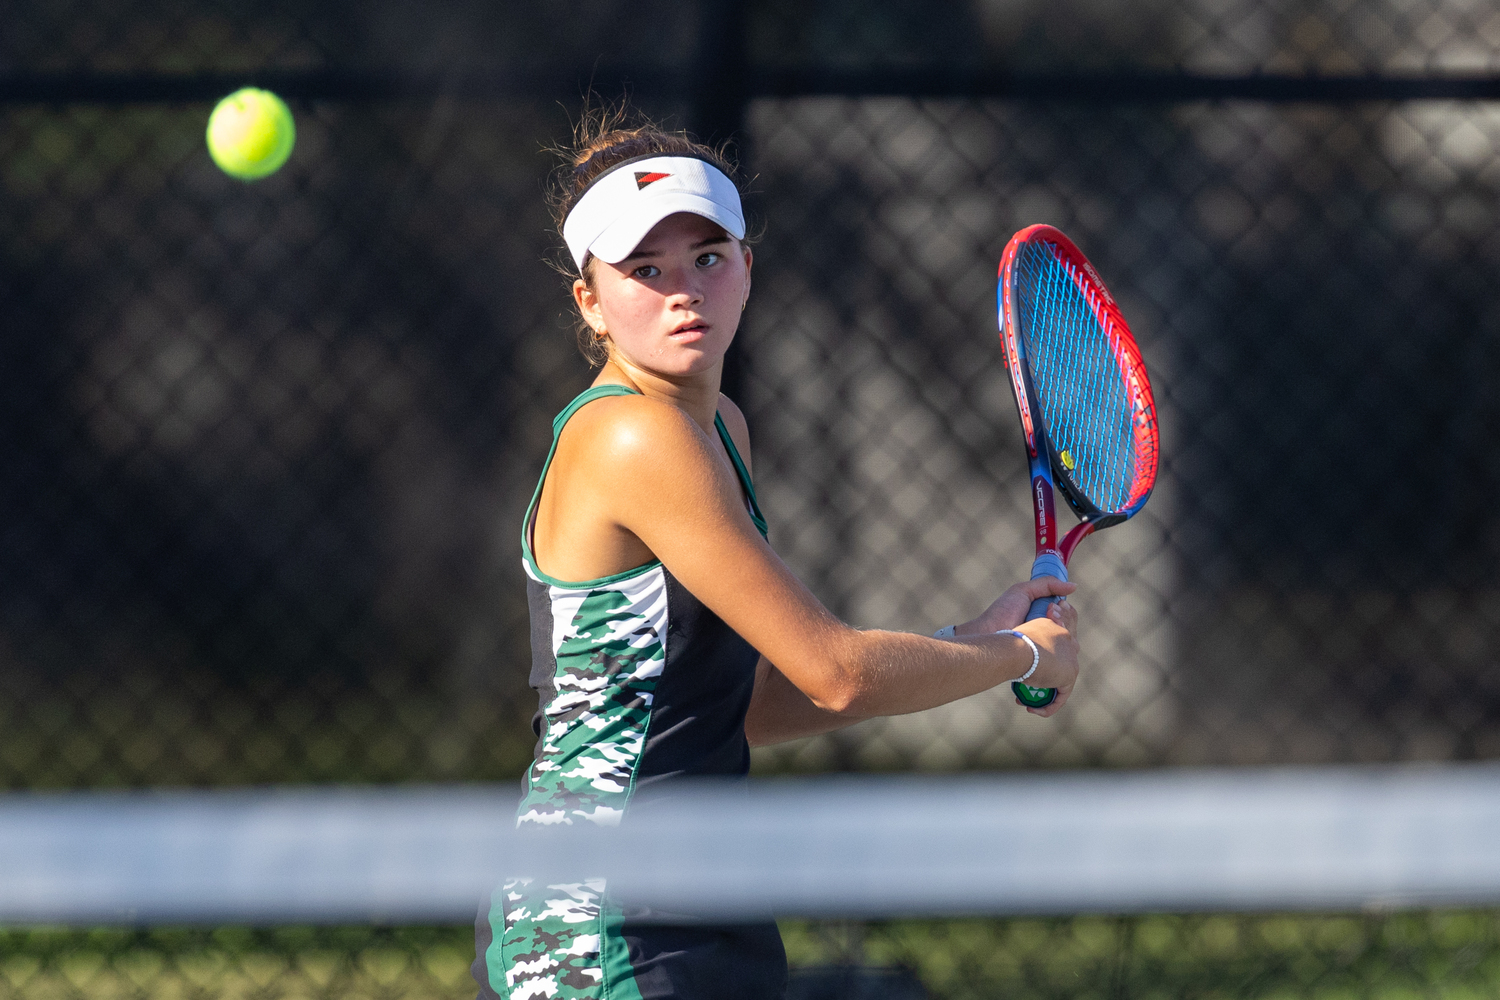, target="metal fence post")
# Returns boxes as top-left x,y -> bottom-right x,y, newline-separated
691,0 -> 750,404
